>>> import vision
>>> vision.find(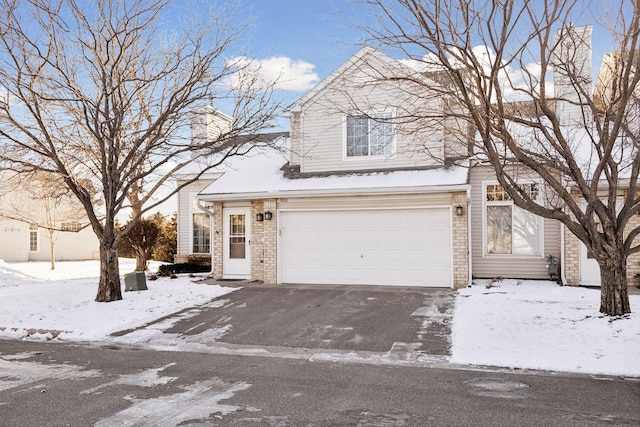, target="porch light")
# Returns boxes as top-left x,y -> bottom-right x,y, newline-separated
256,213 -> 264,222
264,211 -> 273,221
455,205 -> 464,216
